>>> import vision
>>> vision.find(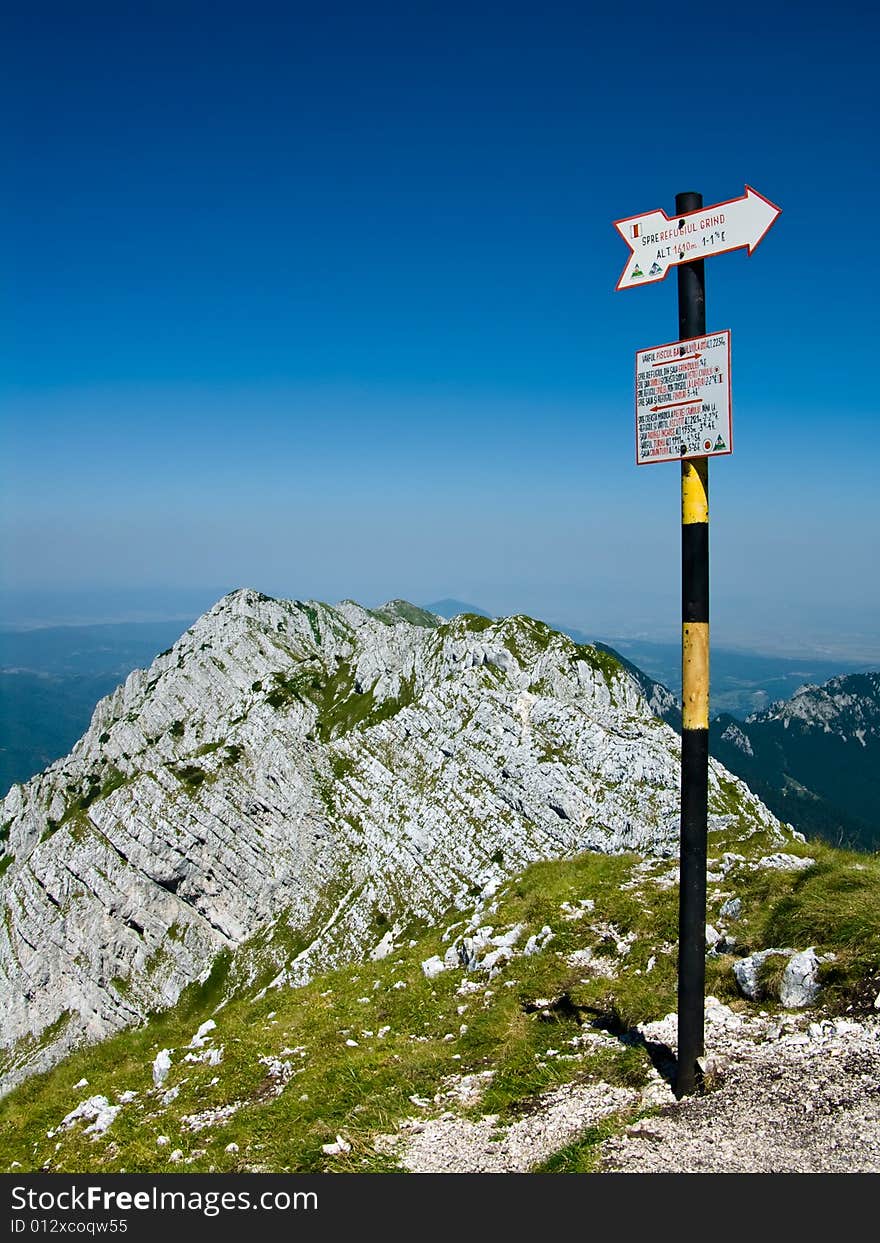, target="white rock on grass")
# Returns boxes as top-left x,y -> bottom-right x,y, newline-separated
258,1055 -> 292,1082
560,900 -> 594,920
524,926 -> 553,956
421,956 -> 447,979
183,1045 -> 223,1066
733,950 -> 793,1000
152,1049 -> 172,1088
322,1136 -> 351,1156
55,1096 -> 121,1138
756,853 -> 815,872
780,948 -> 821,1008
481,947 -> 513,973
370,931 -> 396,960
491,924 -> 525,950
181,1103 -> 241,1132
188,1019 -> 216,1048
733,947 -> 828,1007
